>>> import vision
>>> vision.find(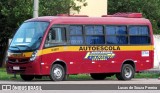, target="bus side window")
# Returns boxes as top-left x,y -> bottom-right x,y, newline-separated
69,25 -> 84,45
106,26 -> 128,44
85,25 -> 105,45
45,27 -> 66,47
129,26 -> 150,44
